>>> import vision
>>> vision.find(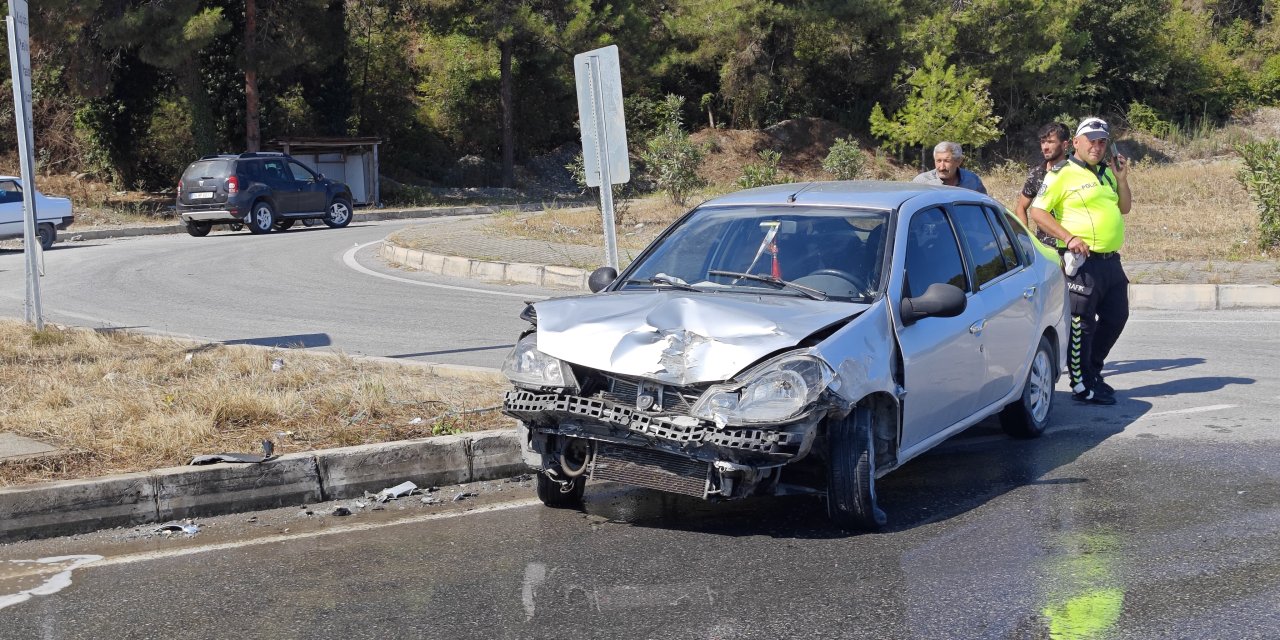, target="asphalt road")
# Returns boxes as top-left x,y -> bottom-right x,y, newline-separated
1,308 -> 1278,638
0,217 -> 561,368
